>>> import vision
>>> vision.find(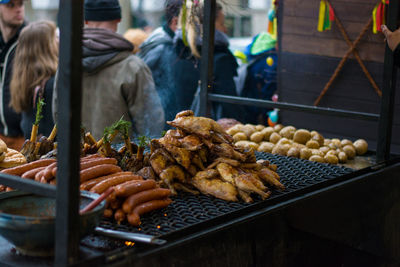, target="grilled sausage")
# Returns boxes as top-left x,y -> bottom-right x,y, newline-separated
80,164 -> 122,183
43,162 -> 57,181
49,178 -> 56,185
35,169 -> 46,181
114,209 -> 126,223
122,188 -> 171,213
103,208 -> 113,218
81,154 -> 102,162
127,198 -> 172,226
21,166 -> 46,179
89,174 -> 141,194
80,158 -> 117,170
114,179 -> 156,198
1,159 -> 56,176
79,172 -> 131,191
